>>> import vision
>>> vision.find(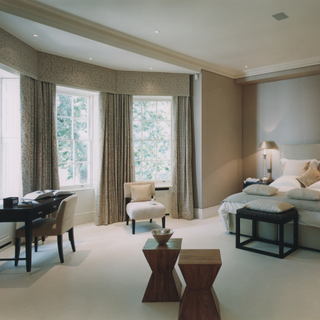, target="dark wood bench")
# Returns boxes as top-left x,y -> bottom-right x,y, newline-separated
236,207 -> 298,259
